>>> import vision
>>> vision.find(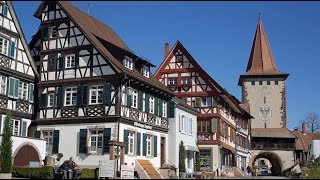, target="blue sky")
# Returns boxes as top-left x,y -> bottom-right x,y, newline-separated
13,1 -> 320,130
